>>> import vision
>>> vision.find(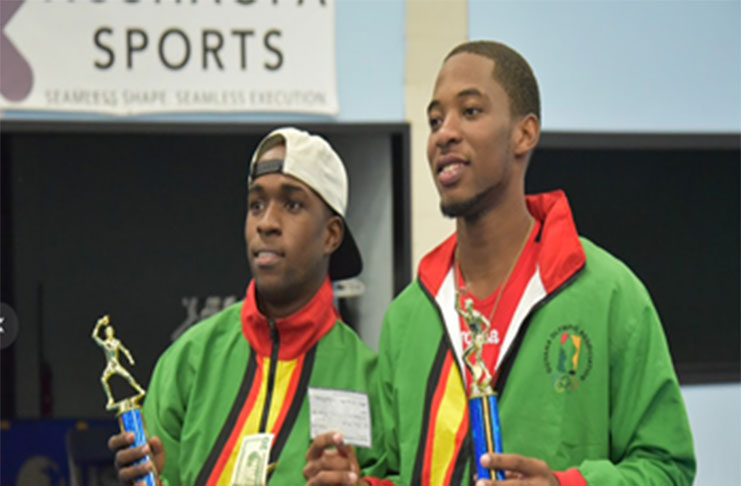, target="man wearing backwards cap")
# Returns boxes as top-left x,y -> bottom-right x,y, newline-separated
108,127 -> 383,486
